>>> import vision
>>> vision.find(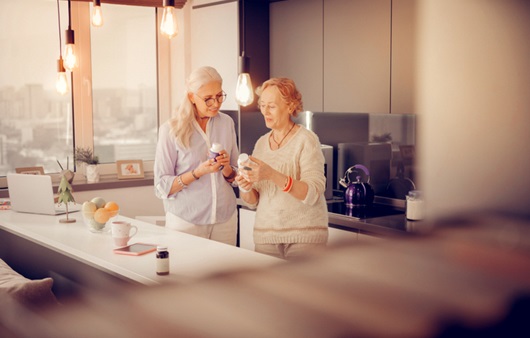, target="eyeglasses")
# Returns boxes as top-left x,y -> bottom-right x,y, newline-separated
196,91 -> 227,107
257,101 -> 278,112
